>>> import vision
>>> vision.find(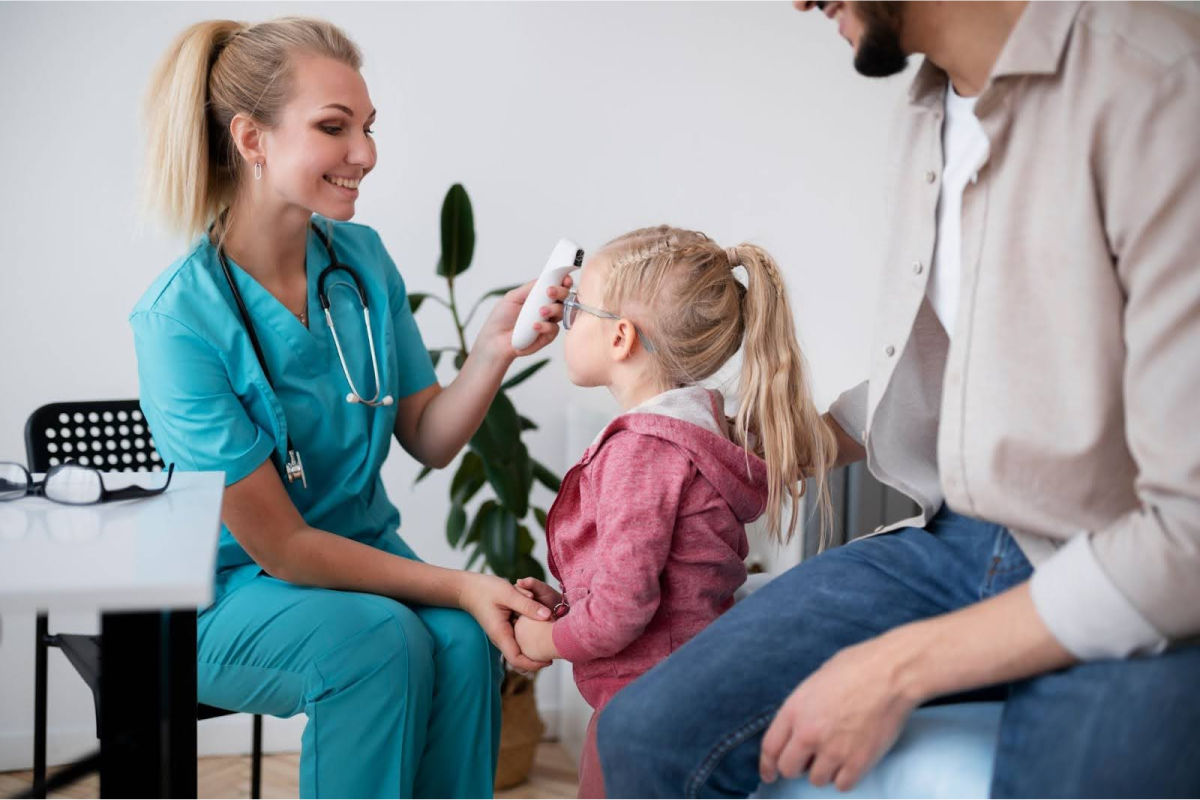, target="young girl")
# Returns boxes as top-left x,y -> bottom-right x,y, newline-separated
513,225 -> 836,798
